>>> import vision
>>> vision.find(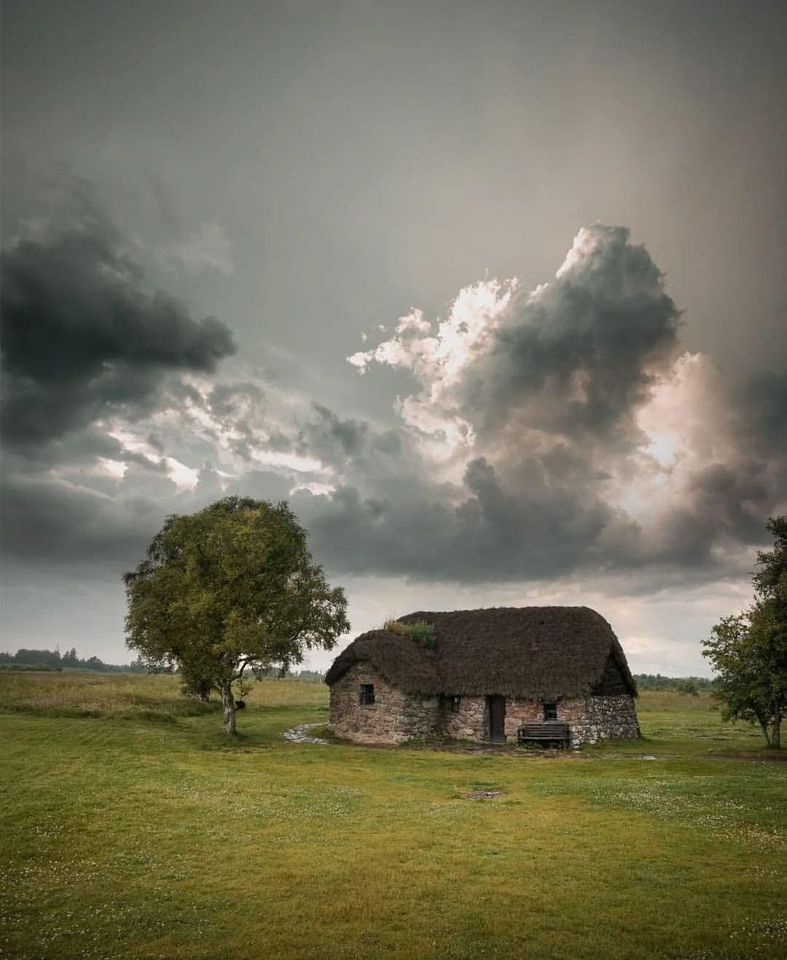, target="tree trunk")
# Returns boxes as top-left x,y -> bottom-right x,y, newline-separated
772,704 -> 781,749
754,706 -> 772,747
758,718 -> 772,747
221,683 -> 236,736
